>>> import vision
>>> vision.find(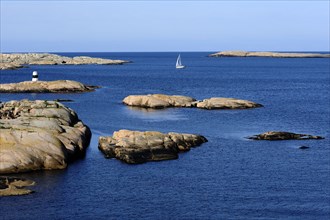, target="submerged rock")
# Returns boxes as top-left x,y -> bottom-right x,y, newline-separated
299,146 -> 310,150
123,94 -> 262,110
123,94 -> 197,109
196,97 -> 263,109
98,129 -> 208,164
0,100 -> 91,174
0,176 -> 35,196
0,53 -> 130,70
0,80 -> 99,93
247,131 -> 324,140
209,51 -> 330,58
